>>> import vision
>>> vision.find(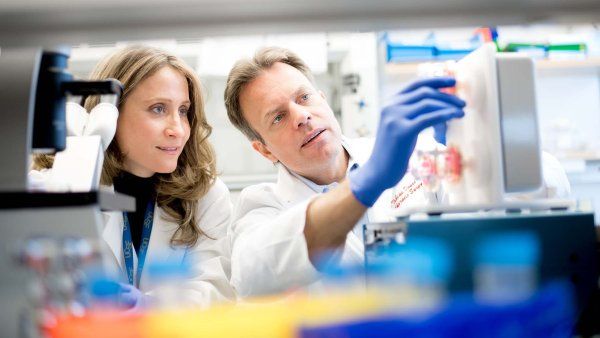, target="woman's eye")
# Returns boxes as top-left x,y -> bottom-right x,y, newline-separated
179,107 -> 190,116
300,93 -> 311,102
151,105 -> 166,114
